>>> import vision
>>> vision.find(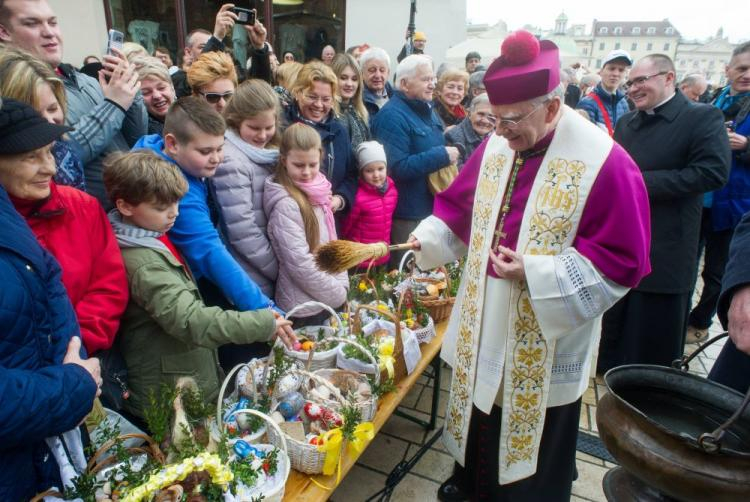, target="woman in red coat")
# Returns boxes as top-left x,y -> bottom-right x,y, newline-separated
0,128 -> 128,354
341,141 -> 398,267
